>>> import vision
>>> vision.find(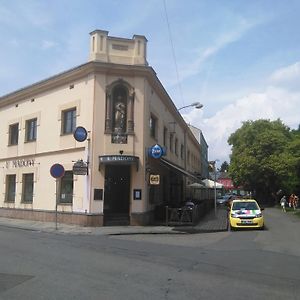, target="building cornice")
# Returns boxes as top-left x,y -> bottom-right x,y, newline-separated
0,60 -> 200,148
